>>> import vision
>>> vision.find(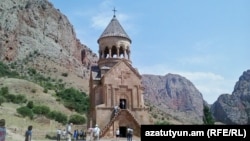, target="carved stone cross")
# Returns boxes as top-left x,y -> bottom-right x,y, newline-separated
118,71 -> 125,84
118,71 -> 130,84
